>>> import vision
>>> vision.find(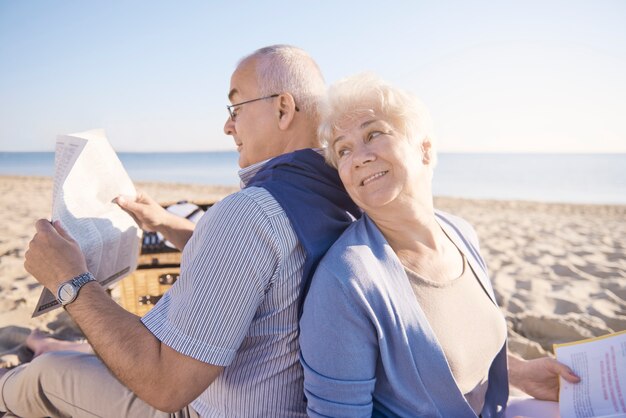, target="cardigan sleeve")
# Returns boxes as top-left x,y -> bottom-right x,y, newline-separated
299,262 -> 379,418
